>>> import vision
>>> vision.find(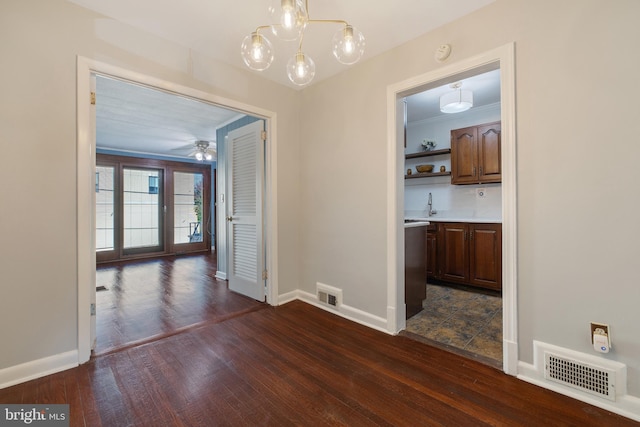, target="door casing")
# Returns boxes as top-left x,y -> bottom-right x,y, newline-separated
386,43 -> 518,375
76,57 -> 279,364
